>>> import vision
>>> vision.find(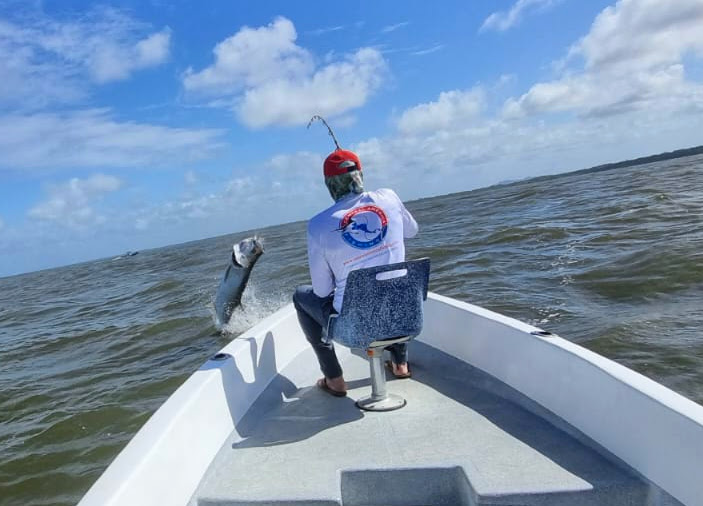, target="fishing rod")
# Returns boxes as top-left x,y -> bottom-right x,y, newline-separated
307,115 -> 342,150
